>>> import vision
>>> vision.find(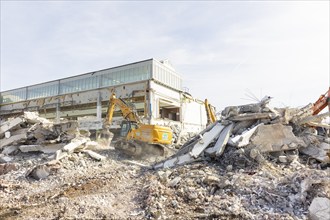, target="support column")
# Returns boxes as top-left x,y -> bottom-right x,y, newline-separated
96,91 -> 102,121
56,101 -> 60,123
